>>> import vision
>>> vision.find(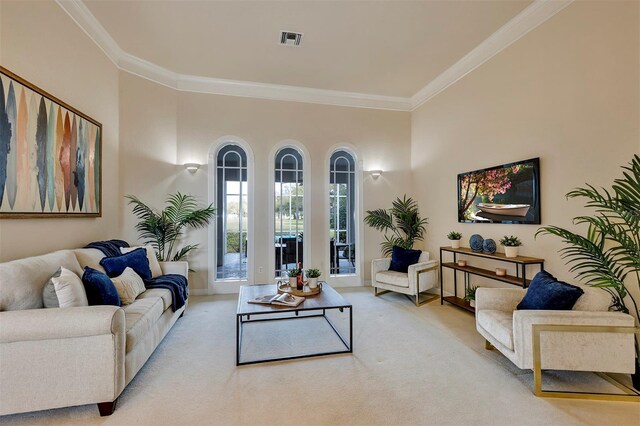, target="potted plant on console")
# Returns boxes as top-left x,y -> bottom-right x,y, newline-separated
447,231 -> 462,249
305,268 -> 321,289
500,235 -> 522,258
464,286 -> 478,308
